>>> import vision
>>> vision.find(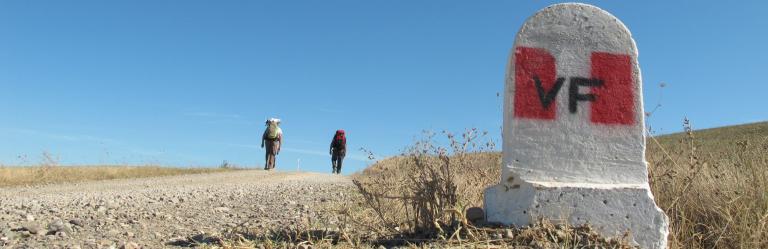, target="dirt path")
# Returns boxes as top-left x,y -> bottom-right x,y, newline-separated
0,170 -> 353,249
